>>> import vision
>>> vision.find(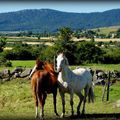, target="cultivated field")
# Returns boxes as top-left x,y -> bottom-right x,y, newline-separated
4,33 -> 120,49
73,37 -> 120,42
93,26 -> 120,35
0,61 -> 120,120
